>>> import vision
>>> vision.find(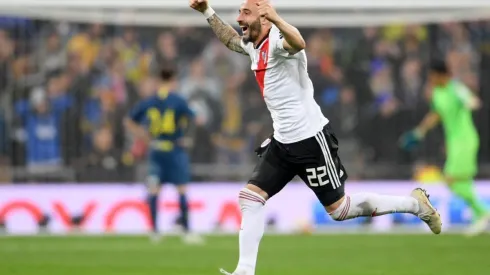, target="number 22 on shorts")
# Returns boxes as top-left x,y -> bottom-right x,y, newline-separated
306,166 -> 343,189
